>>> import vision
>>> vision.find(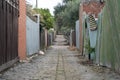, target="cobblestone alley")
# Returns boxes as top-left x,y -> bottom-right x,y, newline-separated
0,35 -> 120,80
